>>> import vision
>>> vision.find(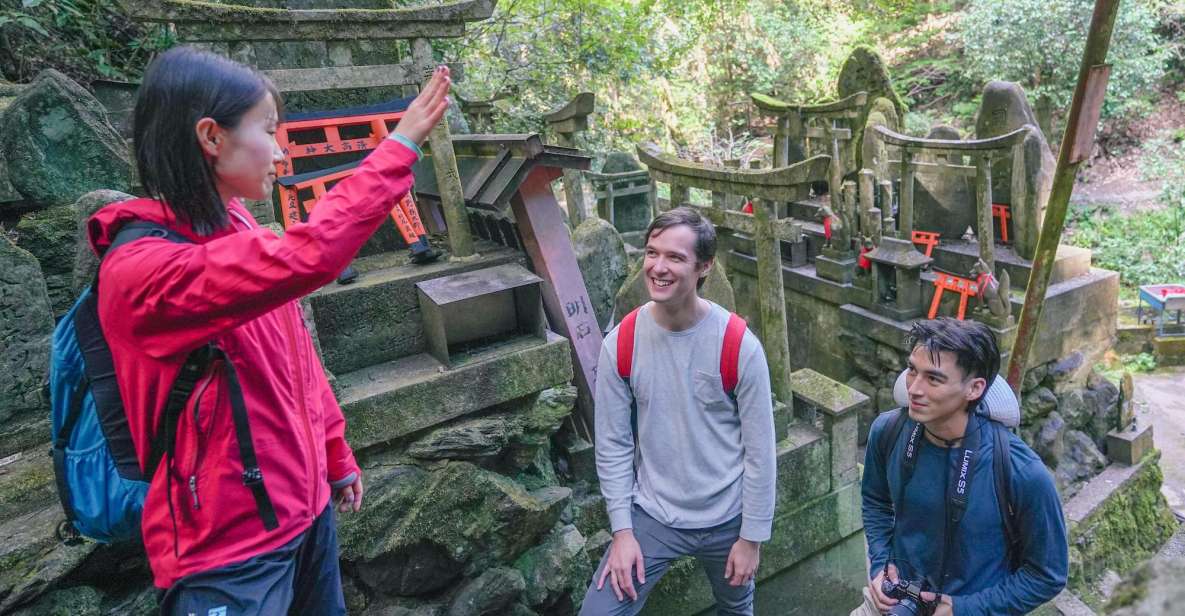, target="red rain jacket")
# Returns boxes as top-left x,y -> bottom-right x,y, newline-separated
87,139 -> 419,588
